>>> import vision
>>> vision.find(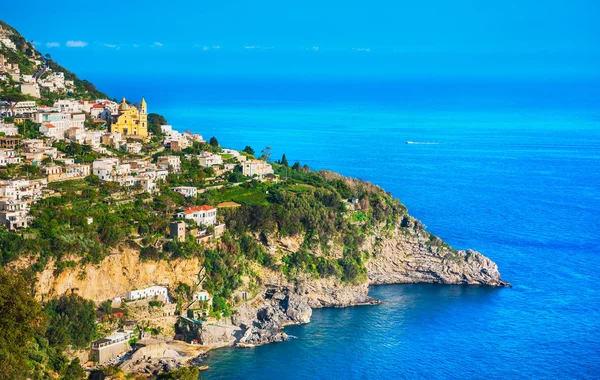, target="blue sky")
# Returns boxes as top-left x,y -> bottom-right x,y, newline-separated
2,0 -> 599,78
